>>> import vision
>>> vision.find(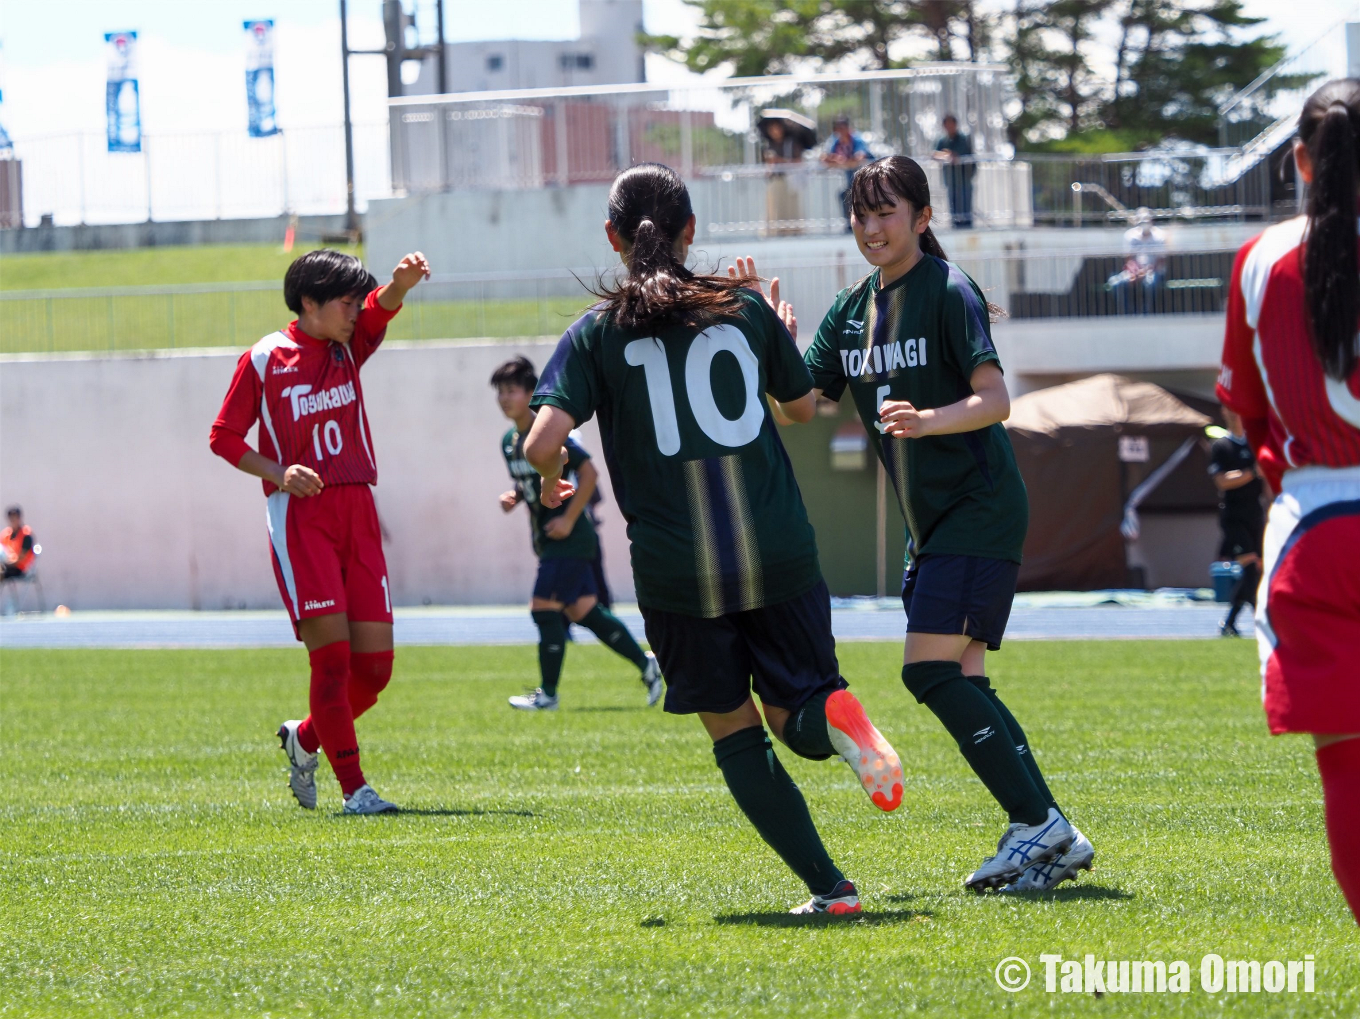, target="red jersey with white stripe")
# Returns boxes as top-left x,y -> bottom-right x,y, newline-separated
1217,216 -> 1360,490
211,289 -> 398,495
